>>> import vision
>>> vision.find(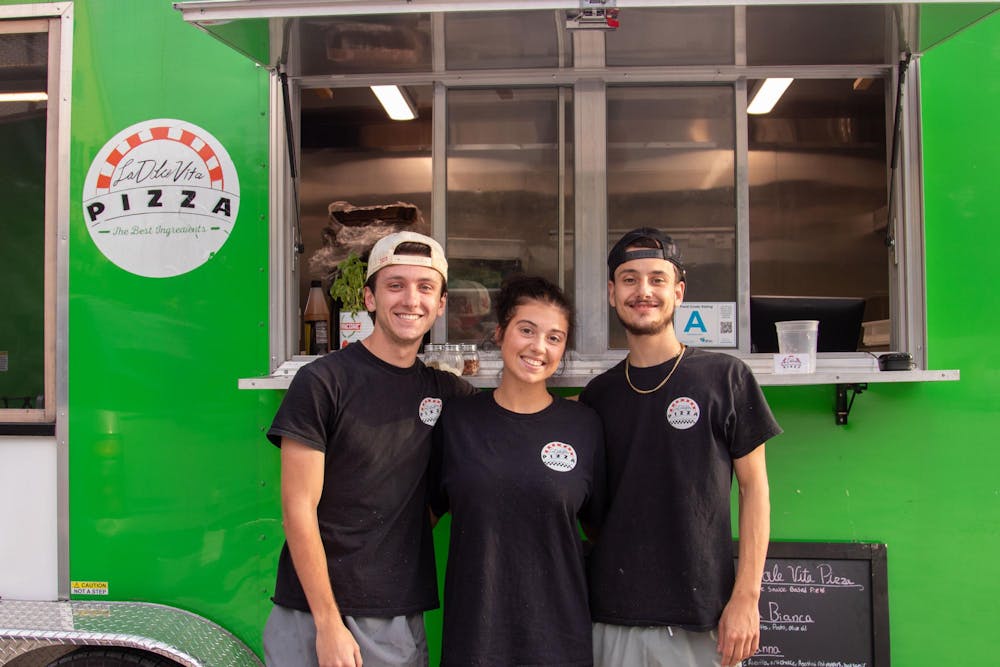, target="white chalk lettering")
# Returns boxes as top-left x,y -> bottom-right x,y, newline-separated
767,601 -> 814,624
819,563 -> 860,587
763,563 -> 785,583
